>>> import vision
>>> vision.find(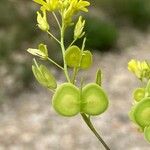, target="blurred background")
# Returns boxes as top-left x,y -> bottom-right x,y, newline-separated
0,0 -> 150,149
